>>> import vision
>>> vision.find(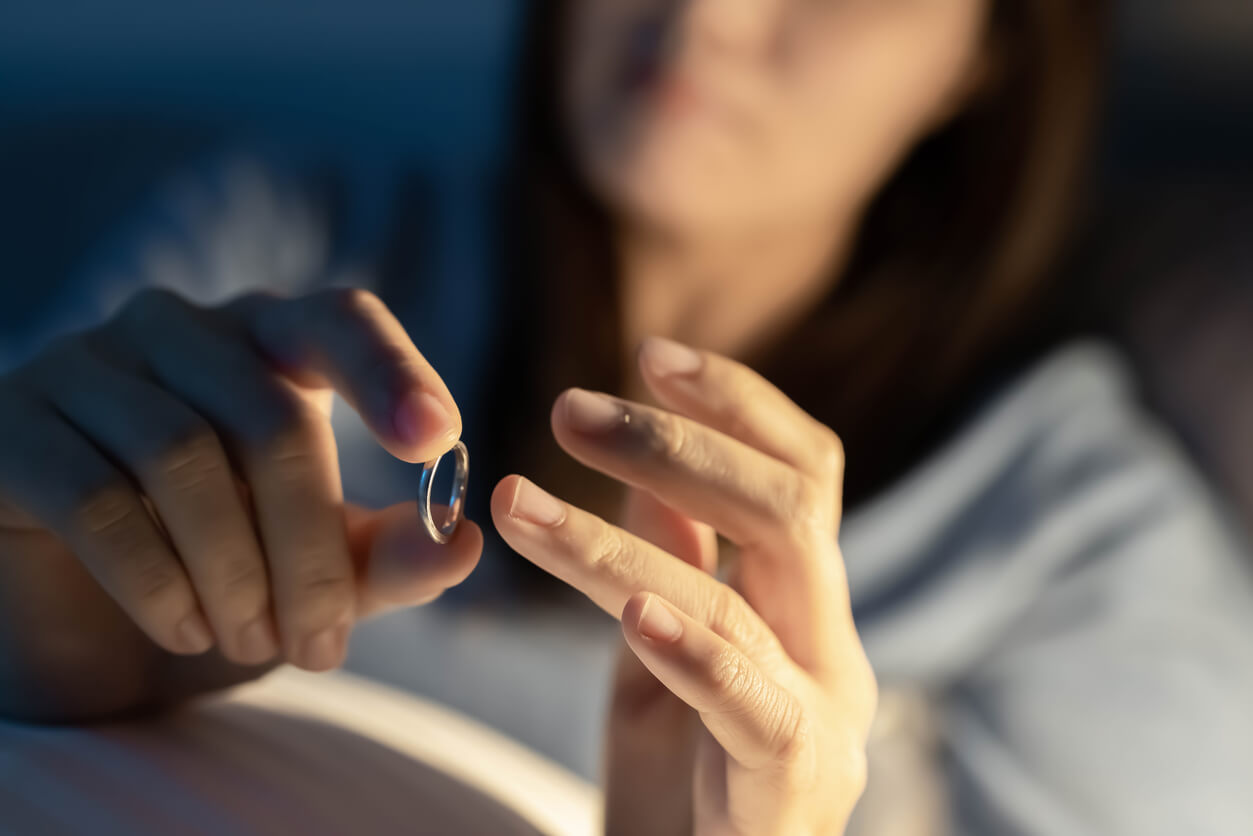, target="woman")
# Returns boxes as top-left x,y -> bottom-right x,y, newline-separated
2,0 -> 1252,834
